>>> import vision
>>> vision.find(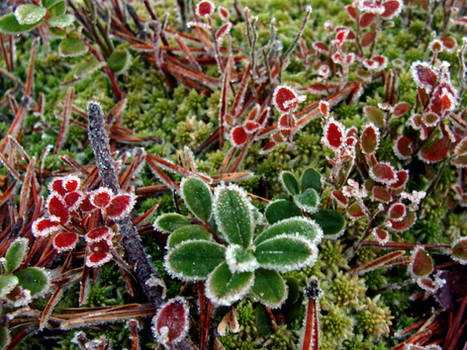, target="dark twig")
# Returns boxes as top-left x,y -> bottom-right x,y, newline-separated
87,101 -> 193,350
